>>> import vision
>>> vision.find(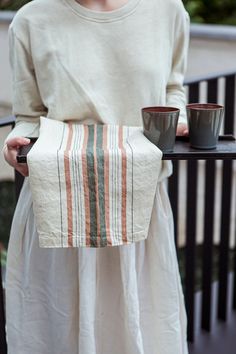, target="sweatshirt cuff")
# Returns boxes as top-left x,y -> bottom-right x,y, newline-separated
3,121 -> 40,146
